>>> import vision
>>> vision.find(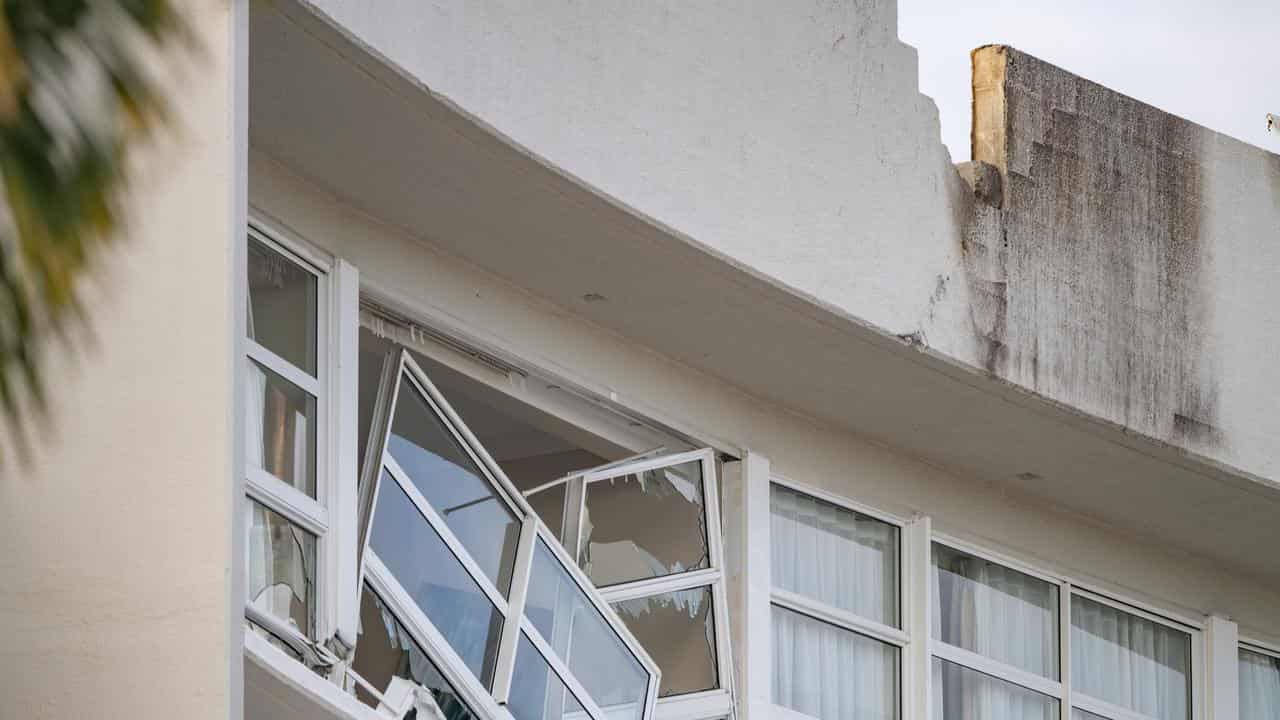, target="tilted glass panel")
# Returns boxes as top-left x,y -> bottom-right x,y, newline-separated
1240,648 -> 1280,720
771,484 -> 899,627
371,472 -> 504,687
580,459 -> 708,587
932,544 -> 1059,679
389,376 -> 521,596
524,538 -> 648,720
1071,594 -> 1190,720
931,658 -> 1058,720
353,584 -> 479,720
247,236 -> 317,374
612,586 -> 718,697
246,359 -> 317,498
772,604 -> 898,720
246,500 -> 315,637
509,633 -> 589,720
